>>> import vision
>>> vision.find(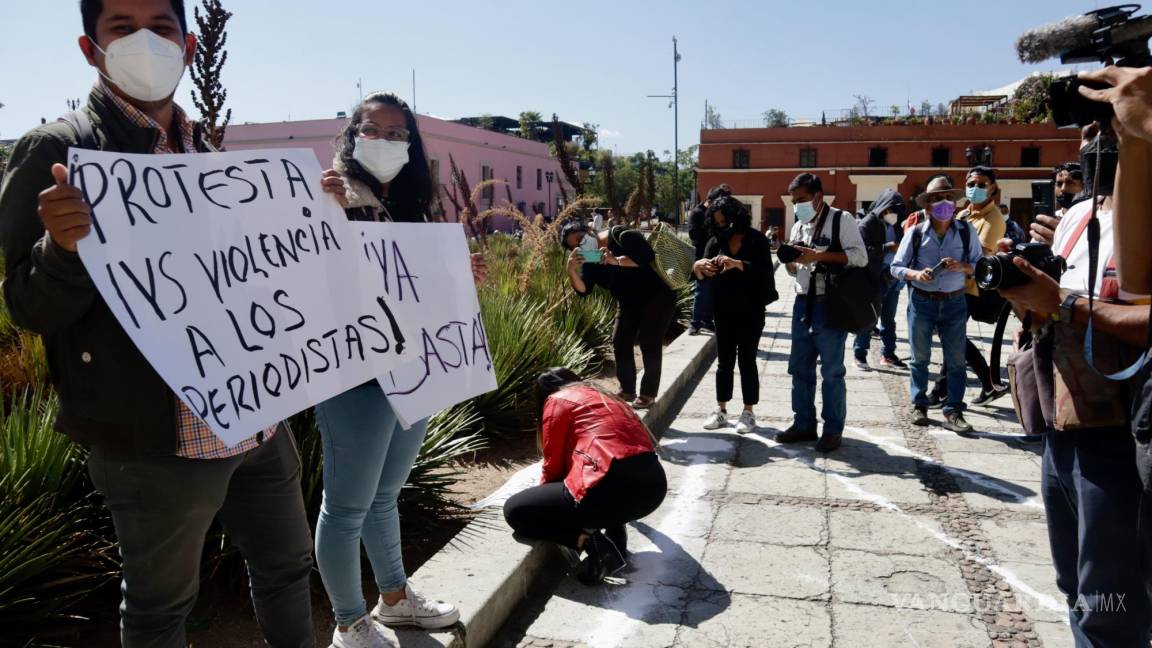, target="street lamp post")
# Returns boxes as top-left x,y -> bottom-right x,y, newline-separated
648,37 -> 682,224
545,170 -> 555,220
